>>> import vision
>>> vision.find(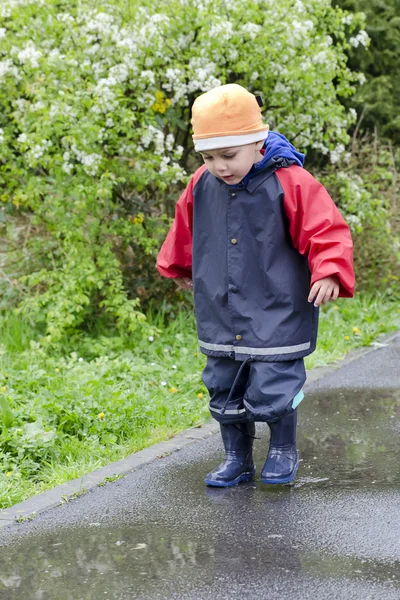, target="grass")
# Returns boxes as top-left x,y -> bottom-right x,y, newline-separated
0,291 -> 399,509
